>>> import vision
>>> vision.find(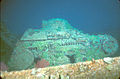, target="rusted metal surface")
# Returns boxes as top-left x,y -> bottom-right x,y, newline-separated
1,56 -> 120,79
